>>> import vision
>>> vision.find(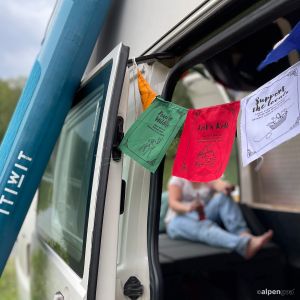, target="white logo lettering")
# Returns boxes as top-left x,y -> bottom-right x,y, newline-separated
0,208 -> 9,215
0,150 -> 32,216
0,195 -> 13,206
18,151 -> 32,162
8,170 -> 20,185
